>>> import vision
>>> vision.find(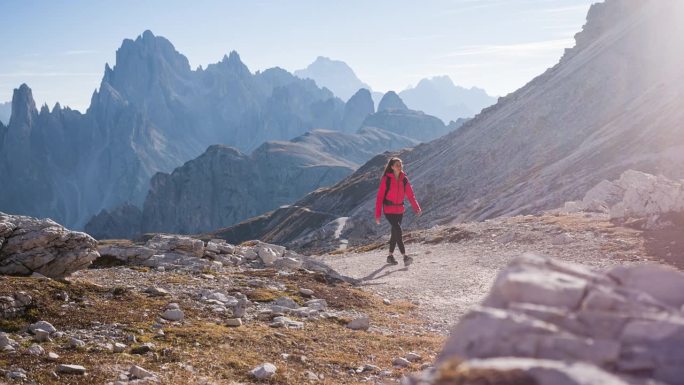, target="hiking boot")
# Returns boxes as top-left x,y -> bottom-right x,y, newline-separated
403,255 -> 414,266
386,255 -> 398,265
